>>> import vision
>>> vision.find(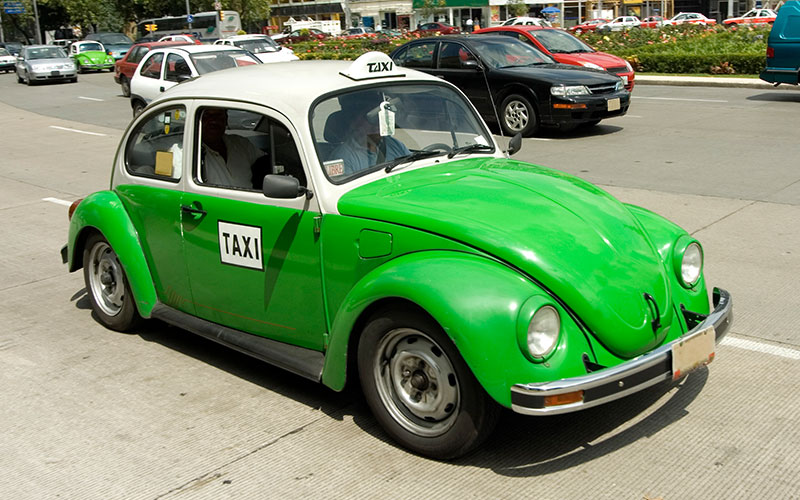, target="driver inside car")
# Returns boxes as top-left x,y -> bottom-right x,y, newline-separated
330,92 -> 410,175
200,107 -> 265,189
